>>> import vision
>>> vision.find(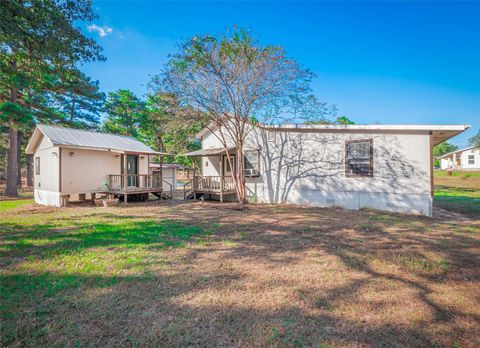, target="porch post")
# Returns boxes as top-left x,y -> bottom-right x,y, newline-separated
192,160 -> 196,199
160,154 -> 164,192
123,153 -> 128,206
220,157 -> 224,203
